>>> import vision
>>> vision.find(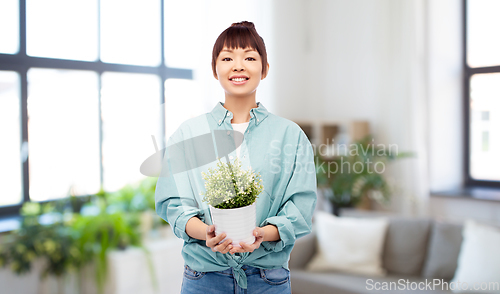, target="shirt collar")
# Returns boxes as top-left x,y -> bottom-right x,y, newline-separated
210,101 -> 269,127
